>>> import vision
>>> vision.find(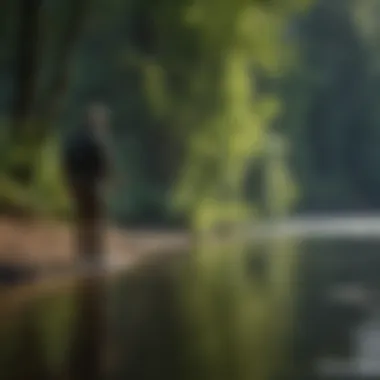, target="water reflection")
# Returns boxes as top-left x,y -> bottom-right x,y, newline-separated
0,253 -> 186,380
0,238 -> 379,380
